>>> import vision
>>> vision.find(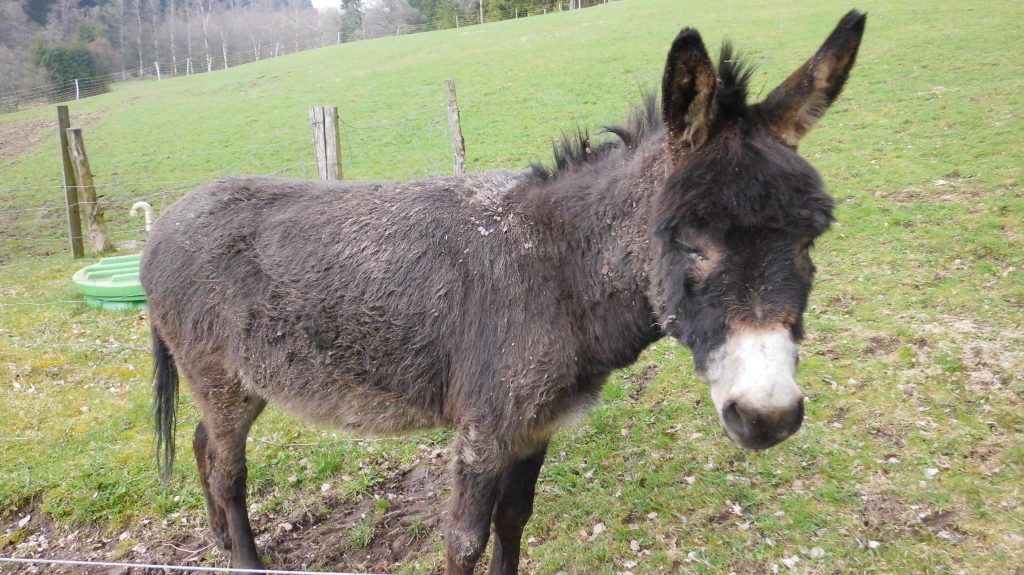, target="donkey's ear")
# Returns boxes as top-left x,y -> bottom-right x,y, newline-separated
757,10 -> 867,147
662,28 -> 717,155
